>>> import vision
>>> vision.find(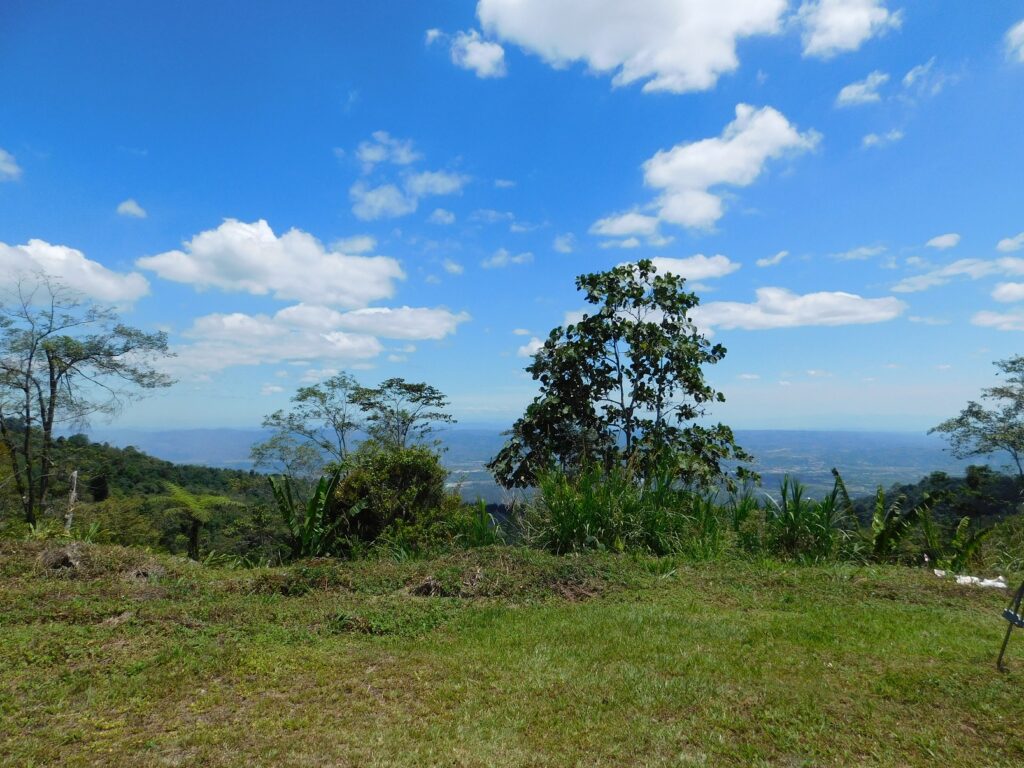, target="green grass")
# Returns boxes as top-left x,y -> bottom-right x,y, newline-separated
1,541 -> 1023,767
